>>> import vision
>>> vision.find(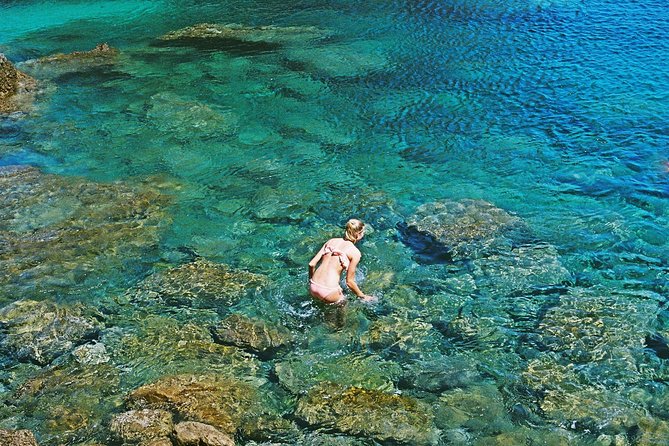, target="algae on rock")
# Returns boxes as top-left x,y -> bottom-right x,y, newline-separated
295,381 -> 440,445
